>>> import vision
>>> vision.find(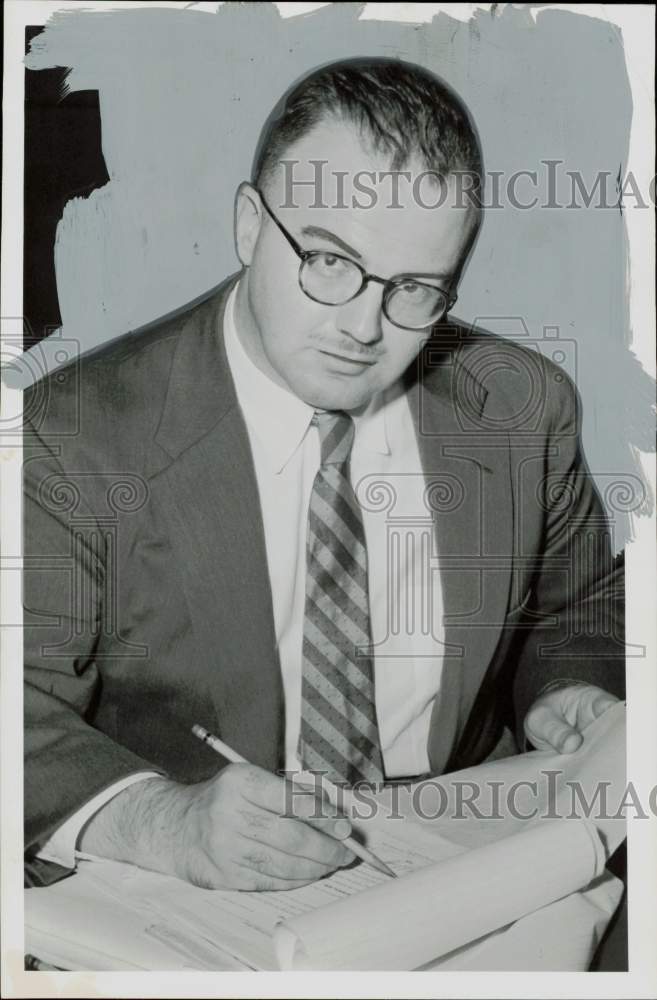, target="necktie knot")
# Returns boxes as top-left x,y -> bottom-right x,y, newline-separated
313,410 -> 355,467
